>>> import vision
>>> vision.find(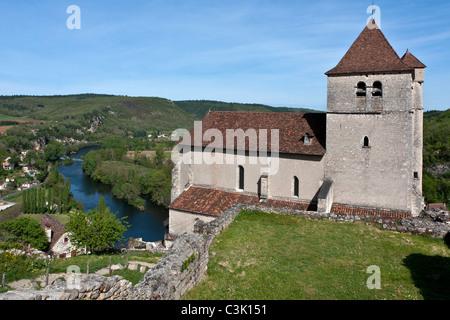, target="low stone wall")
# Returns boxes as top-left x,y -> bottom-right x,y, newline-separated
1,203 -> 448,300
0,233 -> 212,300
